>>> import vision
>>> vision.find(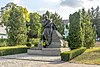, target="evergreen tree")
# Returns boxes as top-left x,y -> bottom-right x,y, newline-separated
90,6 -> 100,38
68,11 -> 84,50
81,8 -> 96,48
28,12 -> 42,38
